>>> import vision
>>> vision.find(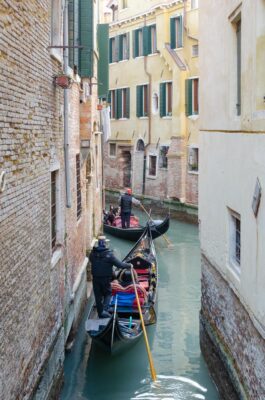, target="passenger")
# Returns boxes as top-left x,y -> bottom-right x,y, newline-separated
89,236 -> 132,318
119,188 -> 141,229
